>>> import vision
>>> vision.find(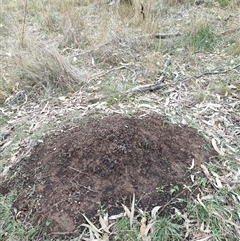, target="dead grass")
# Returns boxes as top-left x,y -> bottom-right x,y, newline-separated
0,0 -> 240,240
12,45 -> 85,99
